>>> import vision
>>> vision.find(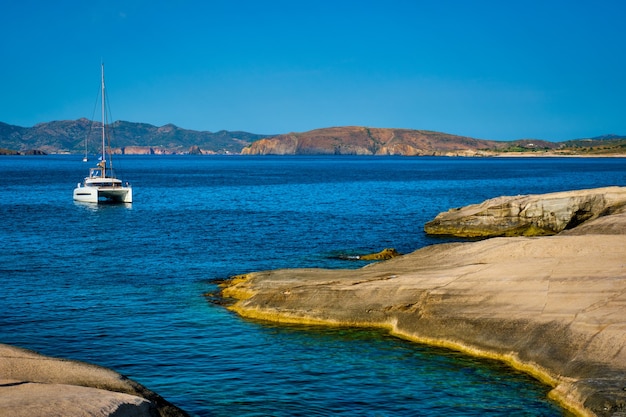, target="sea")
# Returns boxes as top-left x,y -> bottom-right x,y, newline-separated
1,155 -> 624,416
